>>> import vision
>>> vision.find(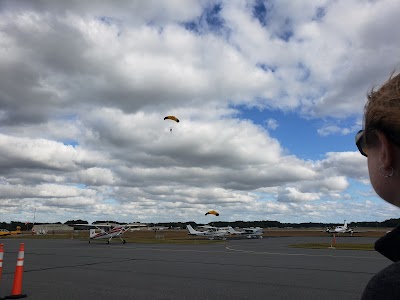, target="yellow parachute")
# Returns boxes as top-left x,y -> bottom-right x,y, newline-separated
164,116 -> 179,123
205,210 -> 219,216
